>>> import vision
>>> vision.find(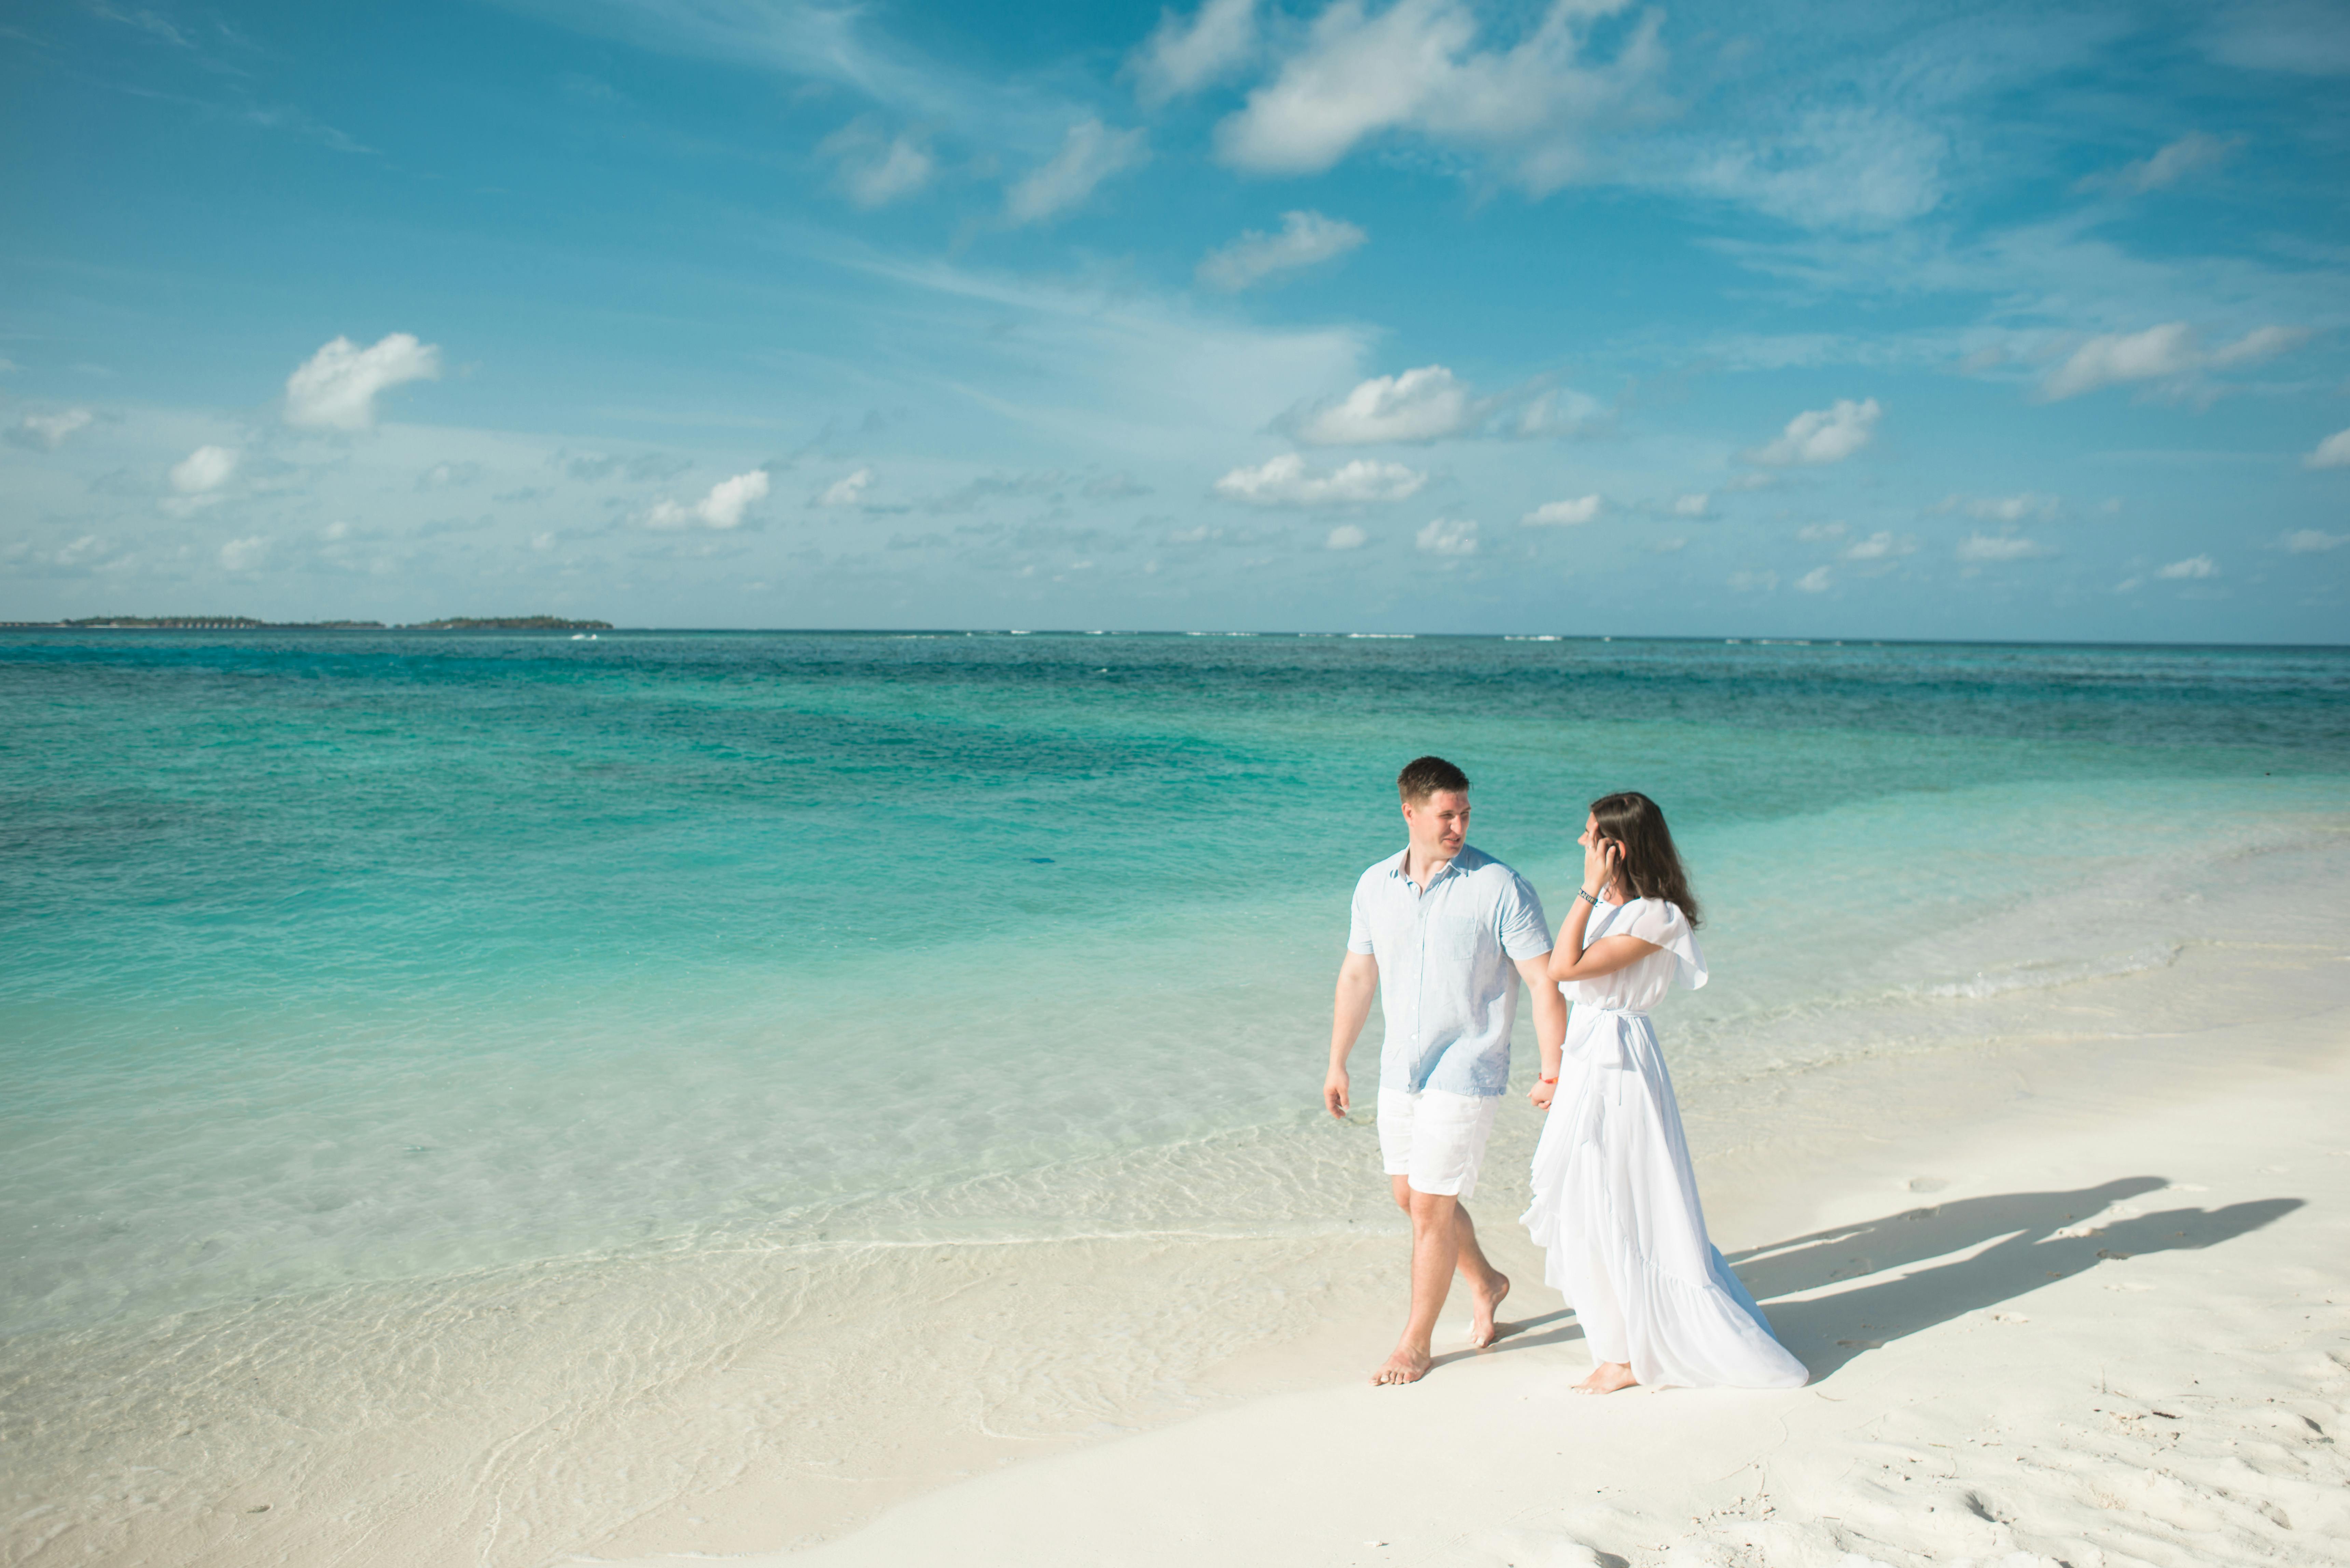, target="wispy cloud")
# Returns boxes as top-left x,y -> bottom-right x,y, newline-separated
1213,0 -> 1664,194
7,409 -> 94,451
2038,322 -> 2305,401
2078,131 -> 2242,194
1522,495 -> 1600,526
1415,516 -> 1477,555
169,444 -> 239,494
1005,119 -> 1149,225
812,467 -> 875,508
1689,108 -> 1946,231
1956,533 -> 2053,563
1131,0 -> 1258,105
2305,426 -> 2350,469
1749,398 -> 1880,465
1197,210 -> 1366,291
1213,453 -> 1425,506
818,119 -> 936,208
